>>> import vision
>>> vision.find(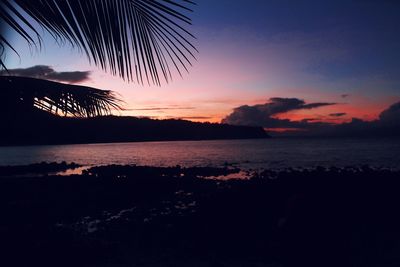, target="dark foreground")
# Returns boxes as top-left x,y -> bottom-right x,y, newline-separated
1,164 -> 400,267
